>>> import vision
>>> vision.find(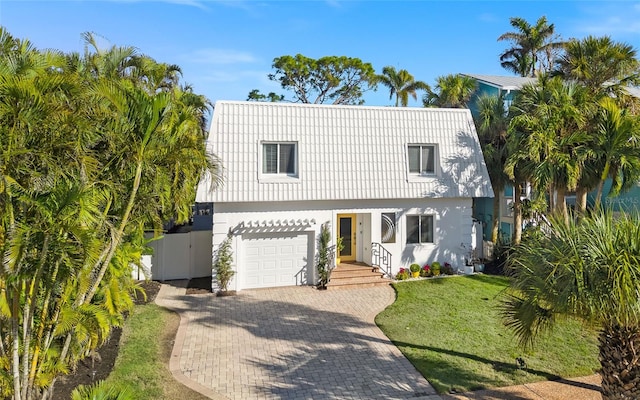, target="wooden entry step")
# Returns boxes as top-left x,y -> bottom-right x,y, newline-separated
327,262 -> 391,290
